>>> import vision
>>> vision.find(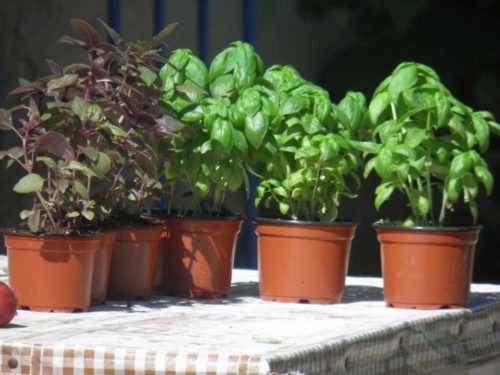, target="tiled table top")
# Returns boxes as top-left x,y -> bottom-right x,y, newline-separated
1,255 -> 500,374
